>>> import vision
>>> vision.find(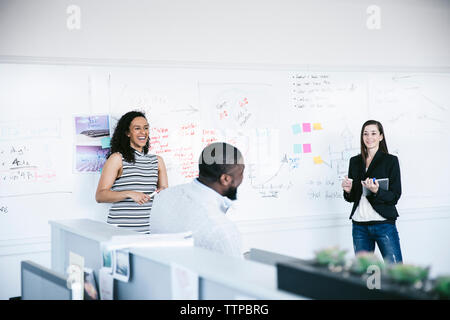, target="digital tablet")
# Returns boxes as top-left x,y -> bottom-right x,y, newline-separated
362,178 -> 389,196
